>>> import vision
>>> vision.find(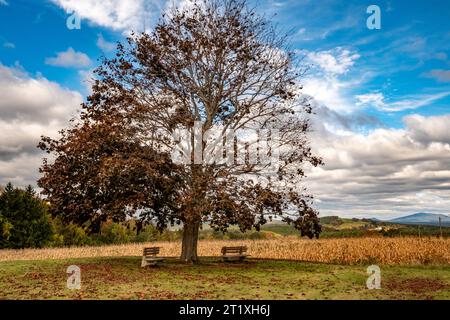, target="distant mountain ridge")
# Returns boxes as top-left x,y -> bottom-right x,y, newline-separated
388,212 -> 450,227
